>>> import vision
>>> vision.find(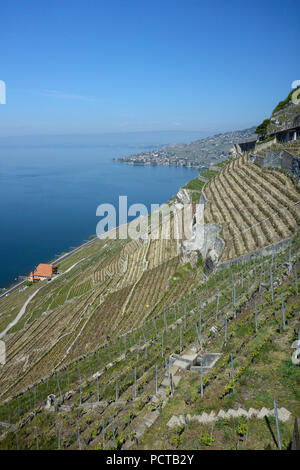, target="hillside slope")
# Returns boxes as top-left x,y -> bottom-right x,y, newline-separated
0,236 -> 298,450
0,210 -> 198,400
0,152 -> 299,450
256,87 -> 300,136
204,155 -> 300,261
